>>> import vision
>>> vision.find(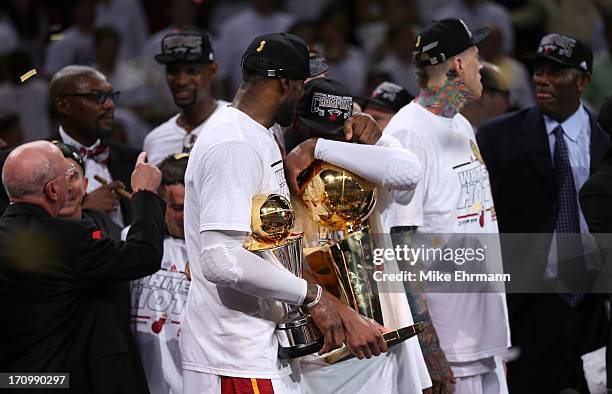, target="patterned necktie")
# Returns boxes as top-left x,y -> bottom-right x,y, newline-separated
553,125 -> 584,307
79,144 -> 109,165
